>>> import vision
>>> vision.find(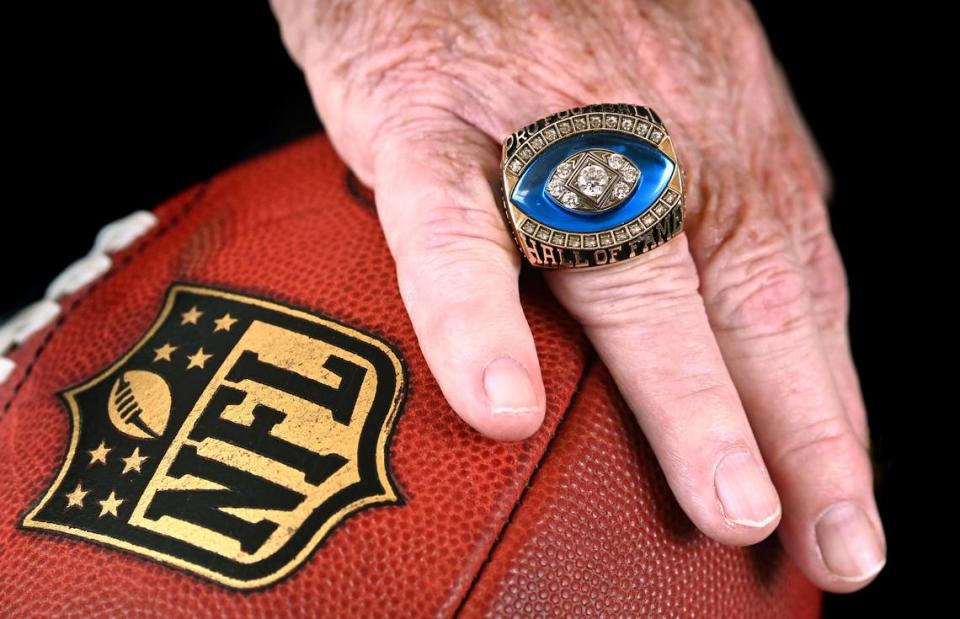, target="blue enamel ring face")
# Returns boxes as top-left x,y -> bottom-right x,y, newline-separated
511,132 -> 675,233
500,104 -> 685,269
